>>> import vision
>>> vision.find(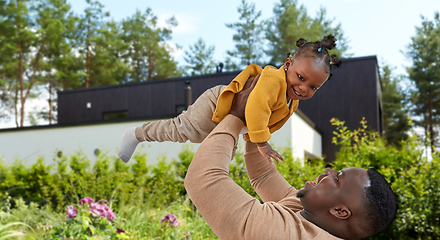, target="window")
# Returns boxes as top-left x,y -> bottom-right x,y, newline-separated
103,110 -> 128,120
